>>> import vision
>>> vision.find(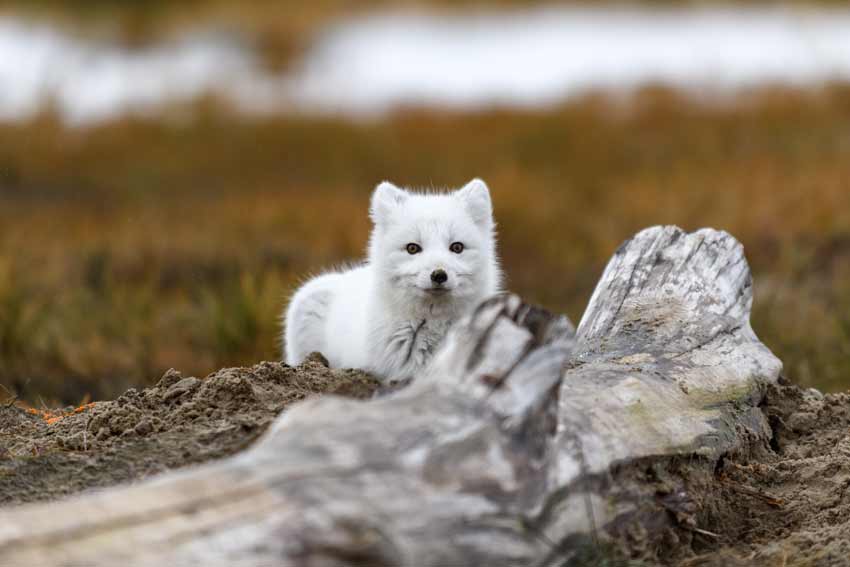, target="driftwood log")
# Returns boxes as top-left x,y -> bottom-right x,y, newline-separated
0,226 -> 781,566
